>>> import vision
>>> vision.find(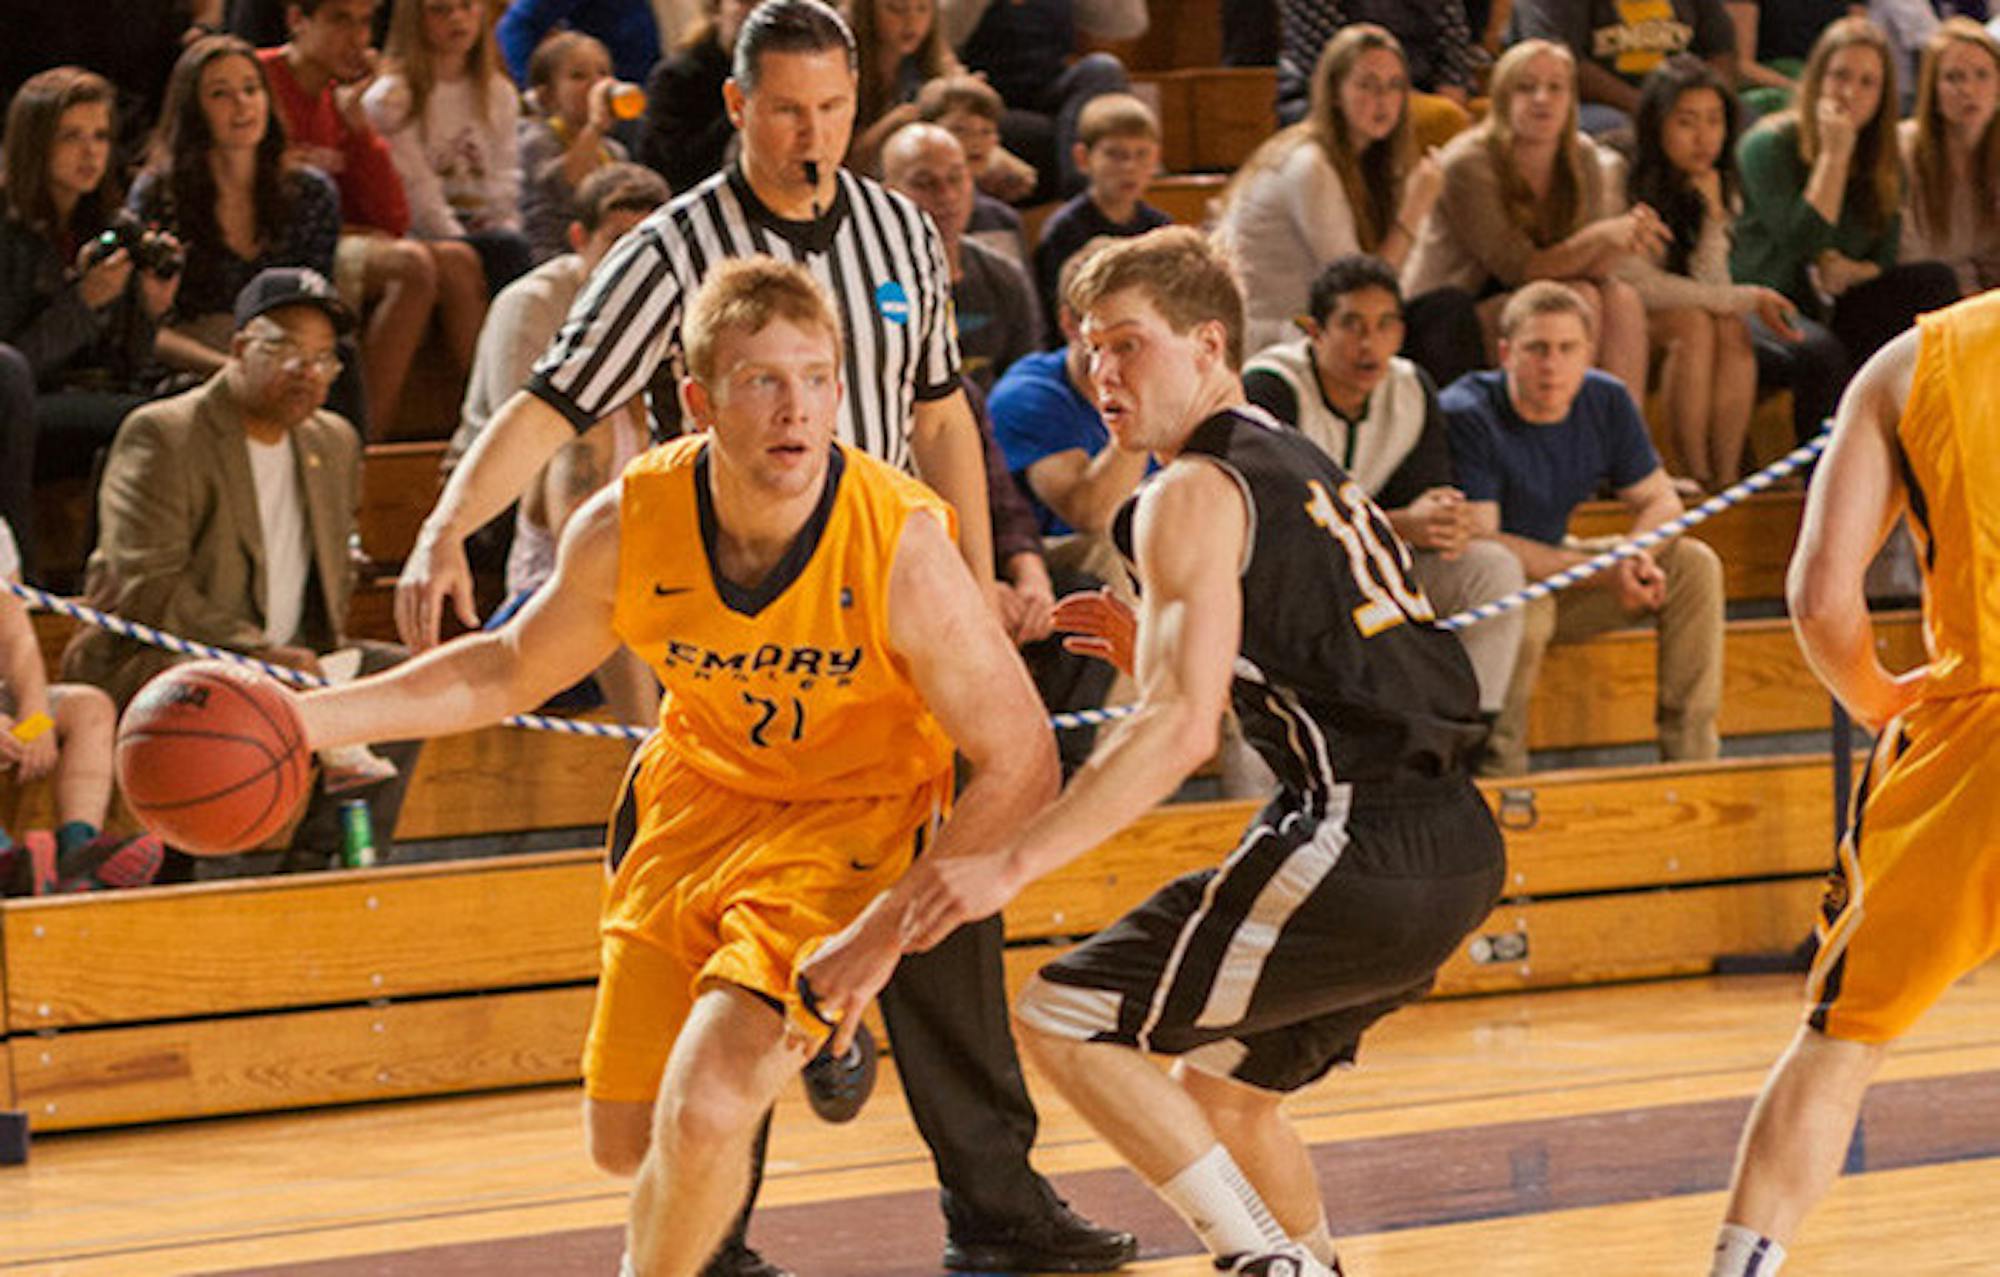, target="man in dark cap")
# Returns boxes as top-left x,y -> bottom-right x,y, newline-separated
65,267 -> 423,875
